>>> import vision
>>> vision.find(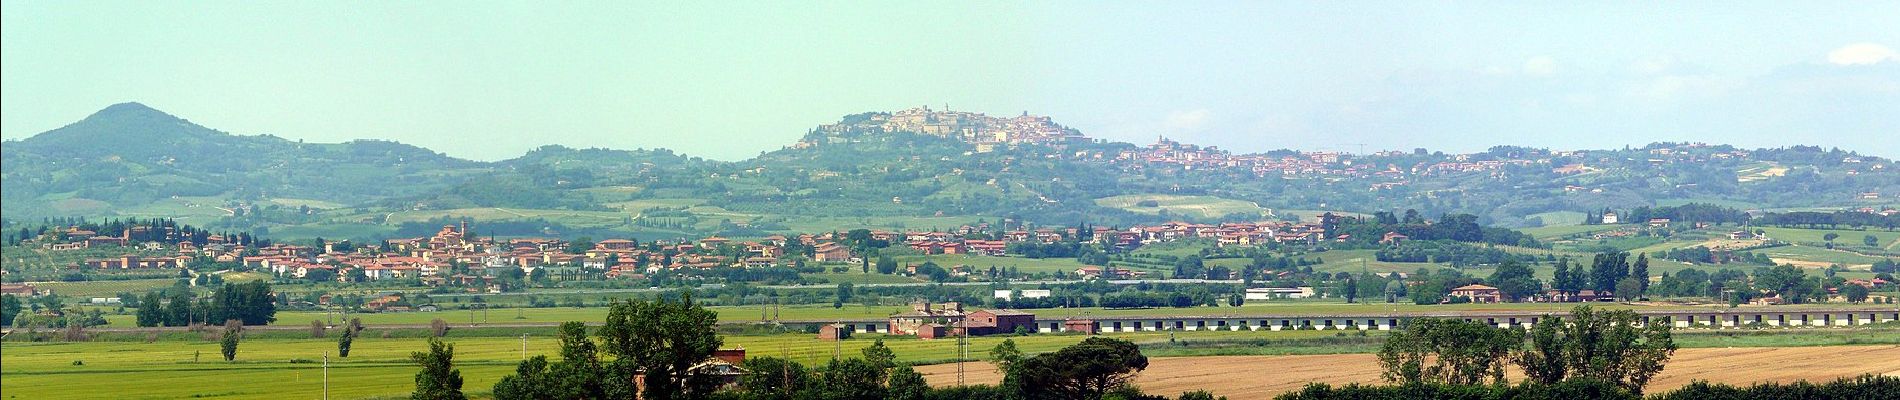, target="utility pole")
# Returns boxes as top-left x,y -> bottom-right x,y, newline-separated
323,352 -> 330,400
956,315 -> 967,386
520,334 -> 528,360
